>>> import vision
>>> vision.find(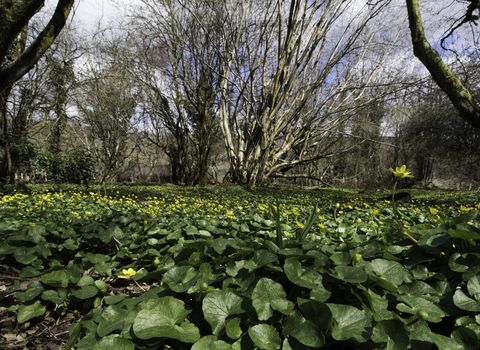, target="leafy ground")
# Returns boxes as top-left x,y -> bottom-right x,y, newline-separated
0,184 -> 479,349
